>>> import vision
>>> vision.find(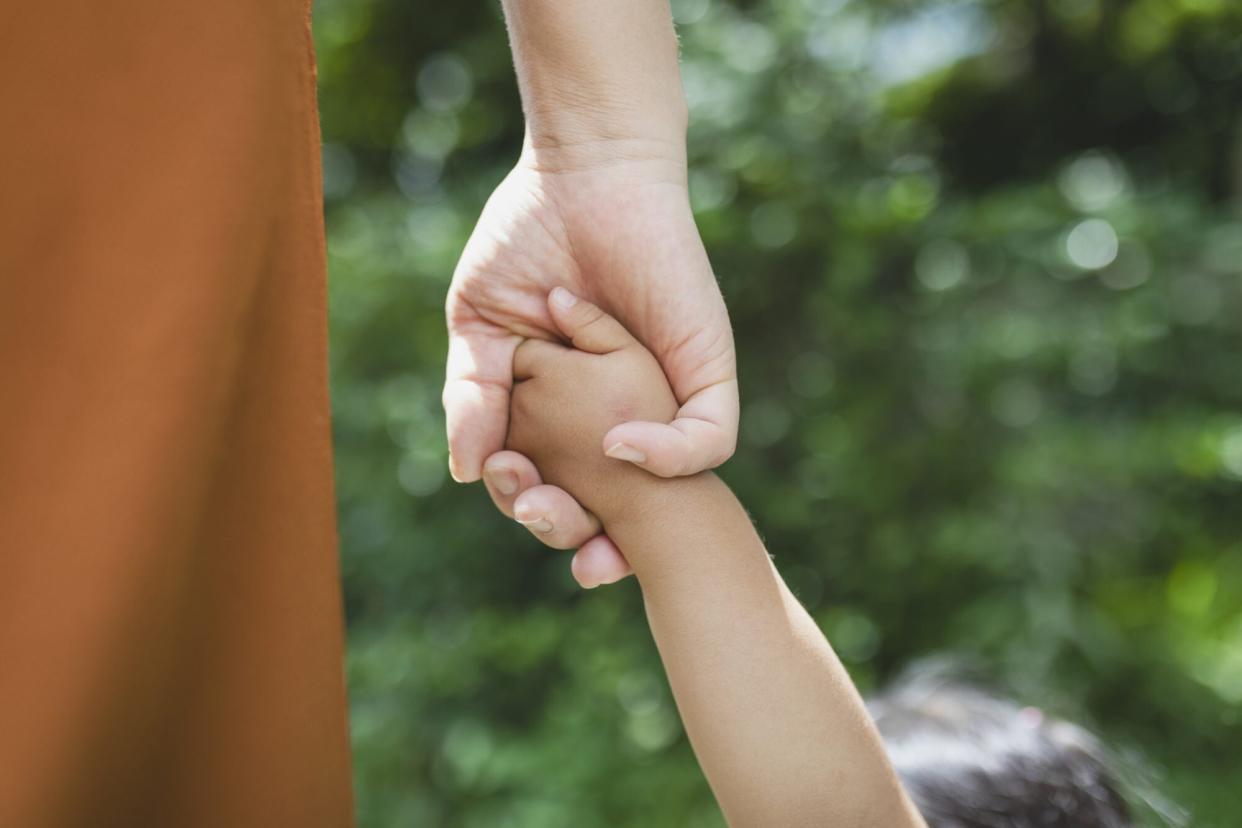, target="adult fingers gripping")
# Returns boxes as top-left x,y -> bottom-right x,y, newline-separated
481,451 -> 543,518
571,536 -> 634,589
484,452 -> 610,557
512,484 -> 603,550
443,329 -> 521,483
